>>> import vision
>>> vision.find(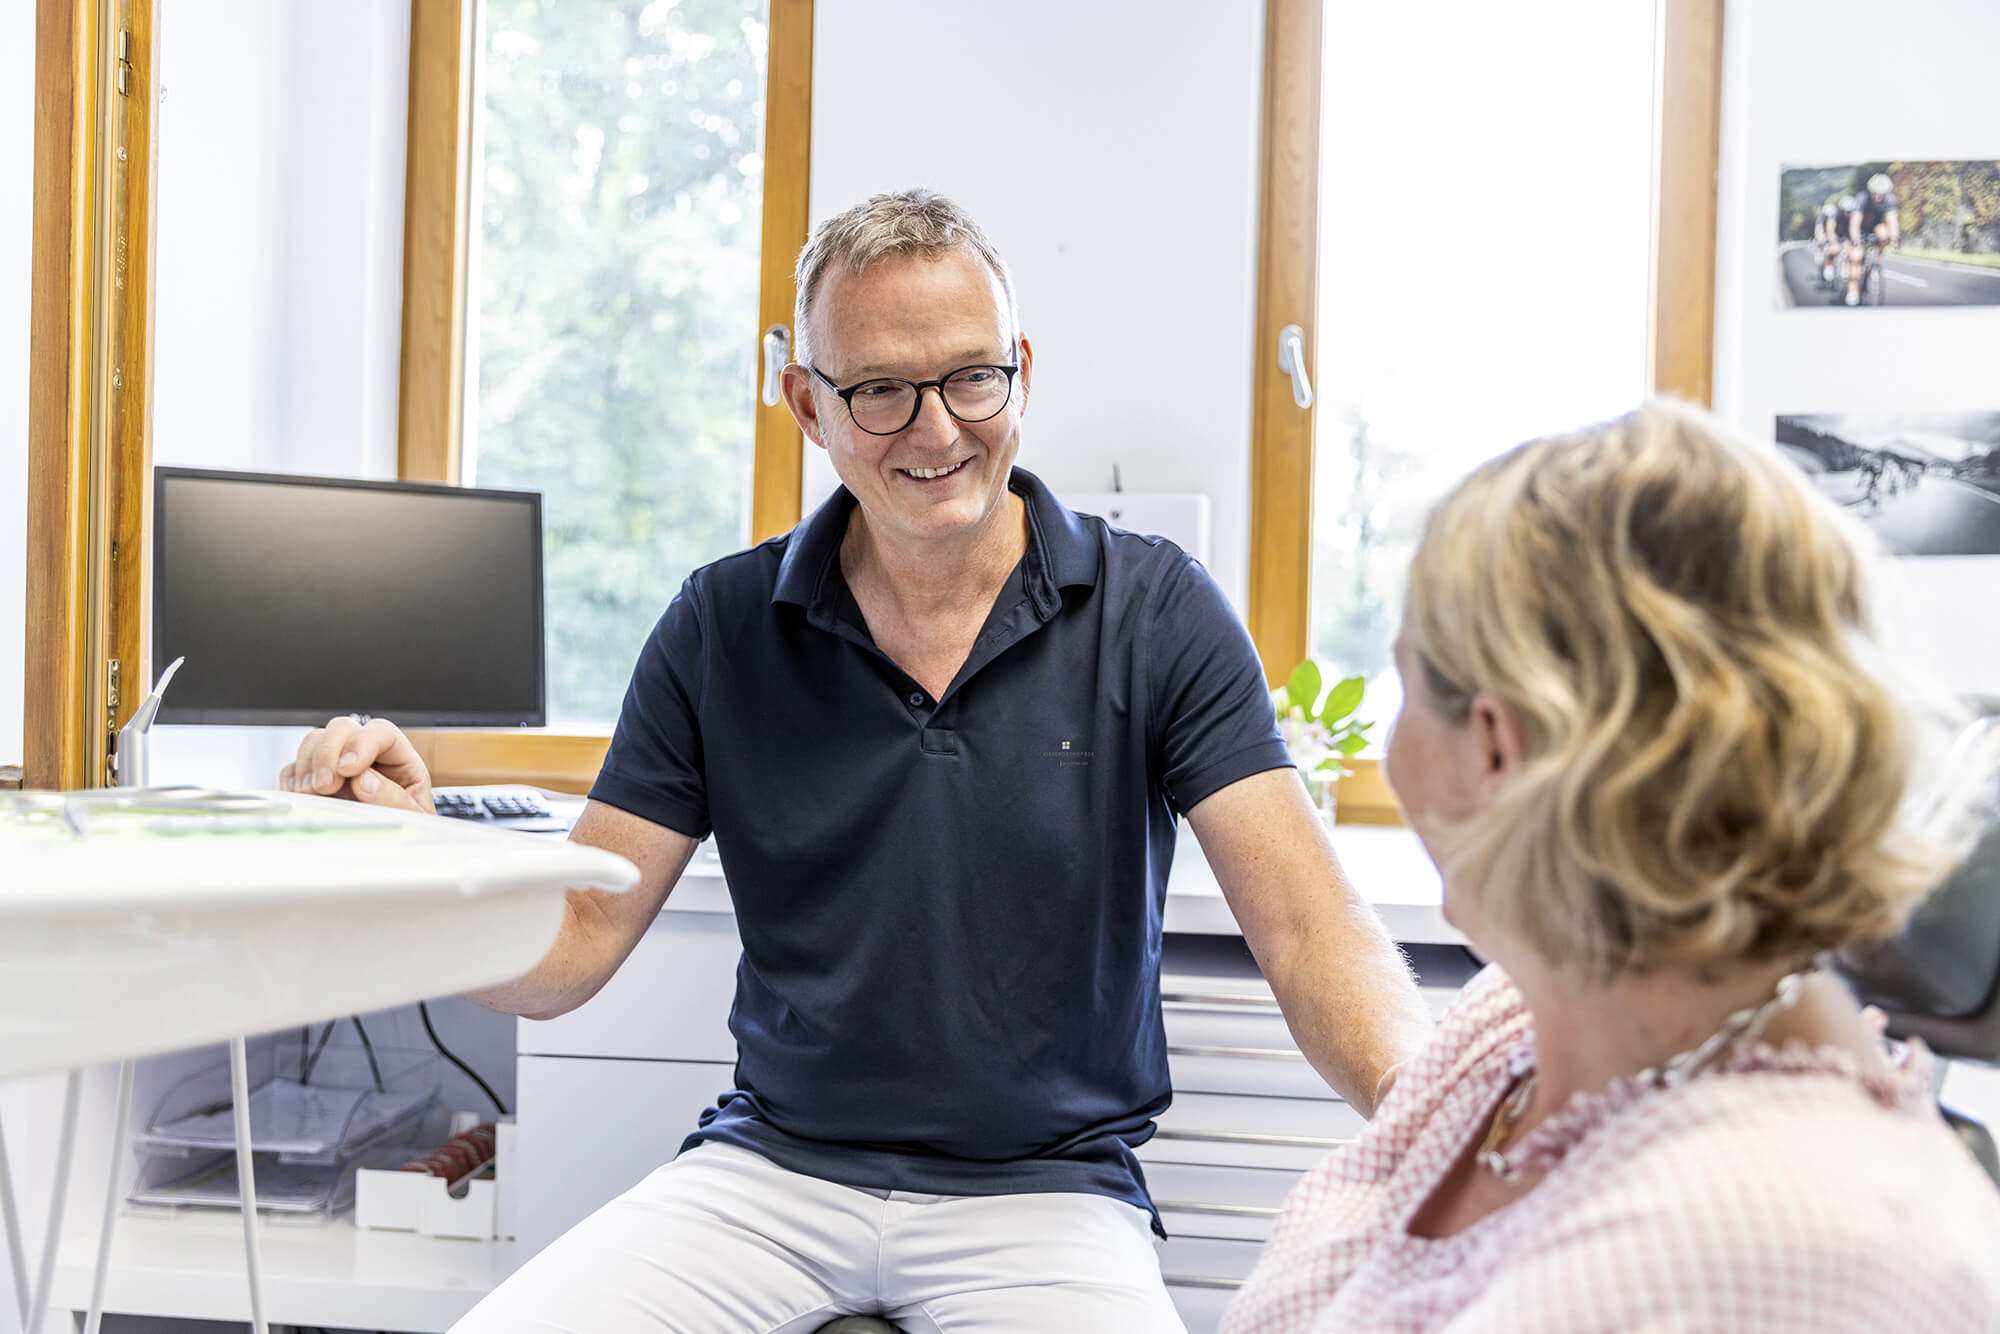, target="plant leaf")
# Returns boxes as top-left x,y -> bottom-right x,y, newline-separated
1323,675 -> 1365,722
1286,659 -> 1324,719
